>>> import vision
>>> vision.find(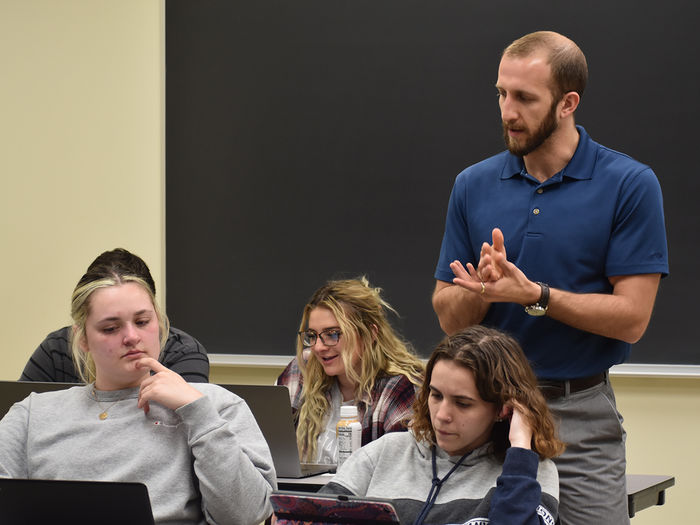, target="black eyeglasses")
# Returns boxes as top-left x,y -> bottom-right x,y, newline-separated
298,328 -> 342,347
